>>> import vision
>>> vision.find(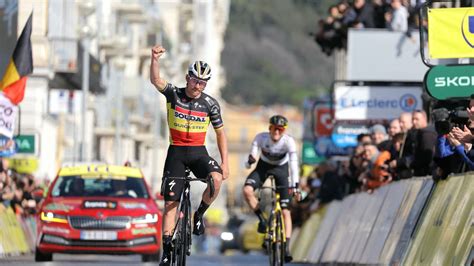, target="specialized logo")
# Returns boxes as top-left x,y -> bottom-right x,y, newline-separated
169,180 -> 176,191
461,12 -> 474,48
399,94 -> 417,112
